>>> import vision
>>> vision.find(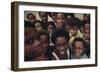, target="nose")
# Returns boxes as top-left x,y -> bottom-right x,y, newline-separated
34,40 -> 41,47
